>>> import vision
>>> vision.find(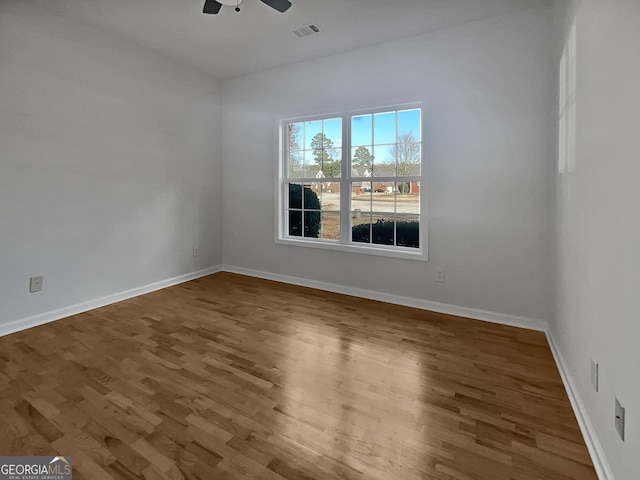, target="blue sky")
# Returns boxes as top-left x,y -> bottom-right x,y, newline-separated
292,108 -> 421,153
352,108 -> 421,147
